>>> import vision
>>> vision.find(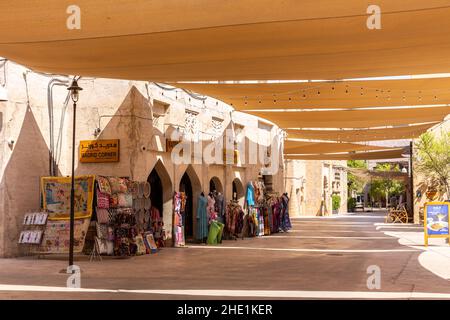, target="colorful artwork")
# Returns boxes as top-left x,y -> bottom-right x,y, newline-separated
41,175 -> 95,220
40,219 -> 90,253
